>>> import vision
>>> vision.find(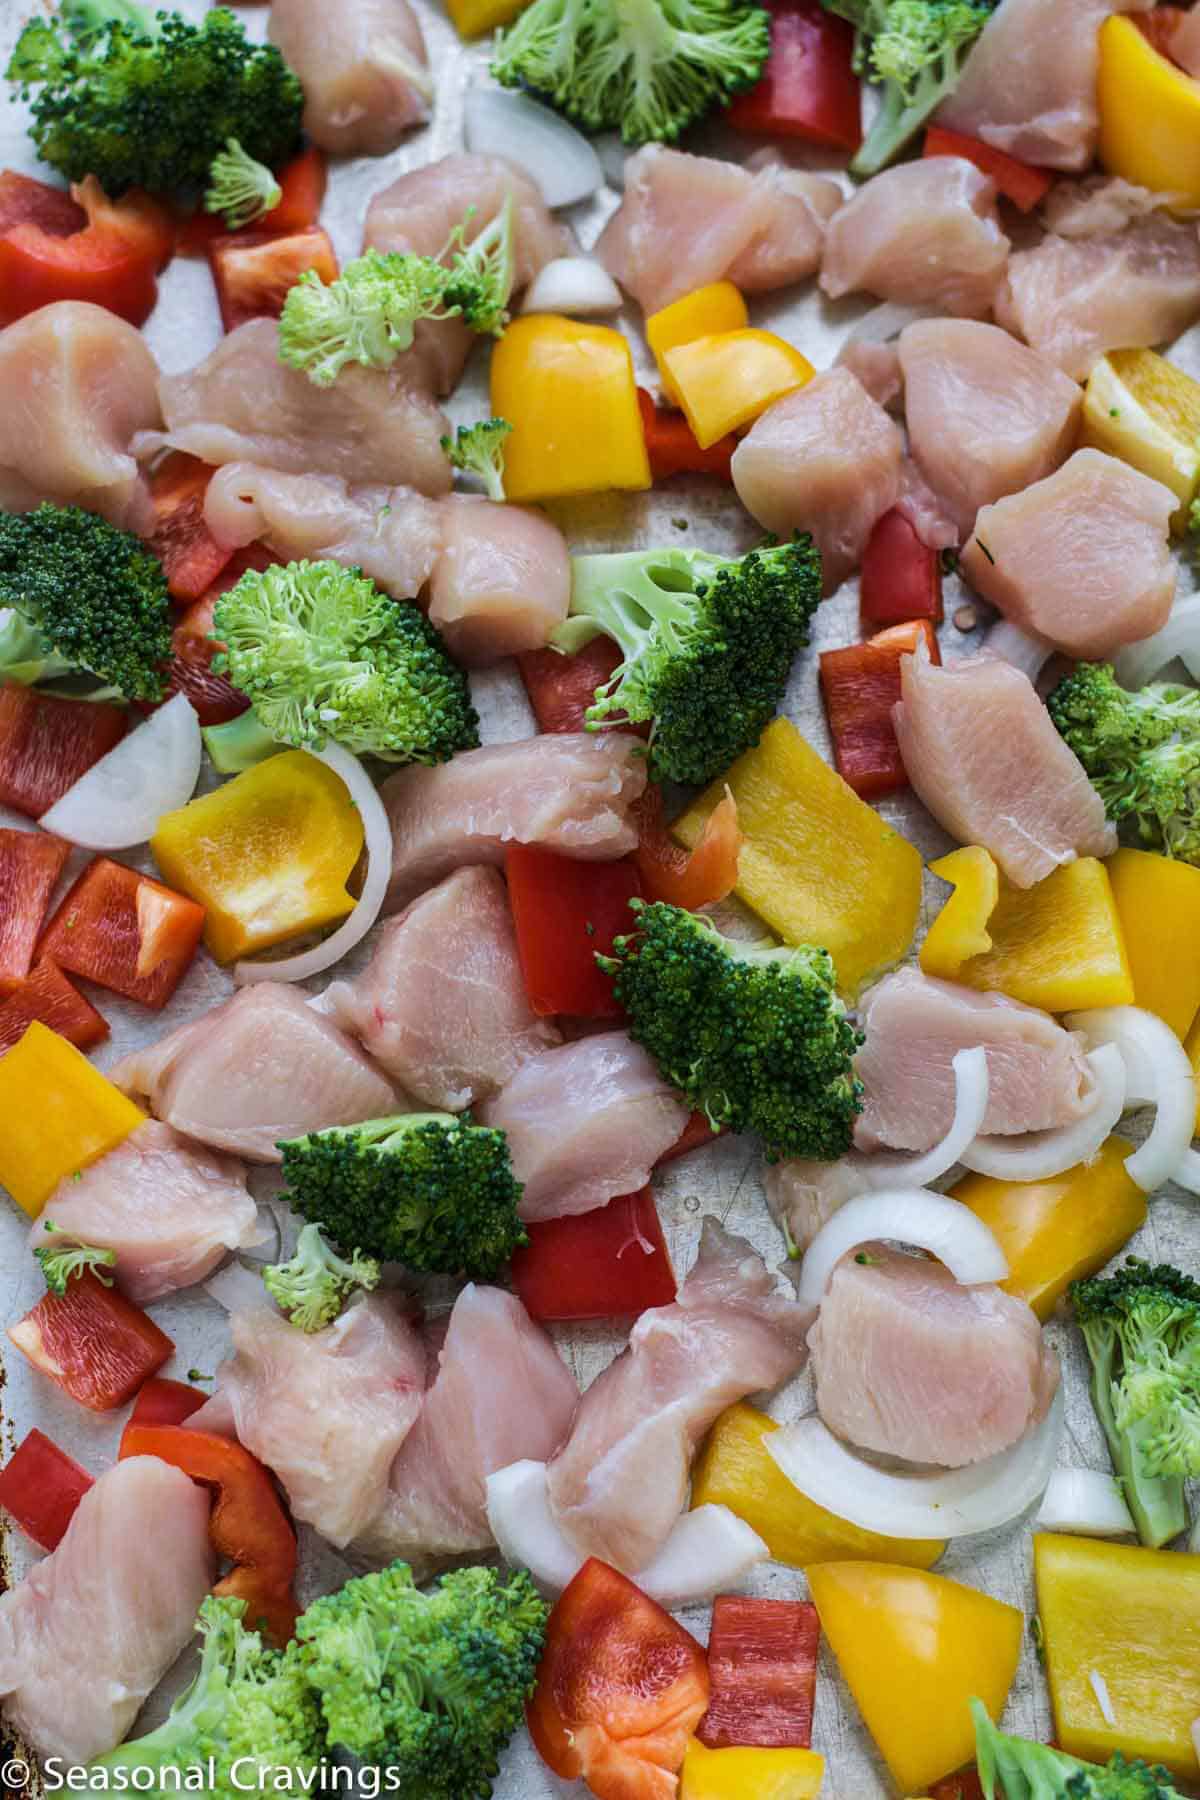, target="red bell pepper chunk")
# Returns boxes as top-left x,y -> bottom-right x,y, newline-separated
0,957 -> 108,1054
859,506 -> 944,630
0,827 -> 70,992
144,452 -> 236,605
177,146 -> 328,254
38,857 -> 206,1010
208,224 -> 338,332
820,621 -> 941,799
931,1772 -> 987,1800
637,387 -> 736,483
0,169 -> 86,237
726,0 -> 862,150
8,1270 -> 173,1413
120,1375 -> 208,1453
698,1595 -> 820,1750
0,1427 -> 94,1552
633,783 -> 742,911
511,1187 -> 677,1321
867,617 -> 940,659
156,547 -> 269,725
0,173 -> 174,328
923,126 -> 1052,214
658,1108 -> 724,1165
506,844 -> 641,1018
0,684 -> 128,820
517,635 -> 627,736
